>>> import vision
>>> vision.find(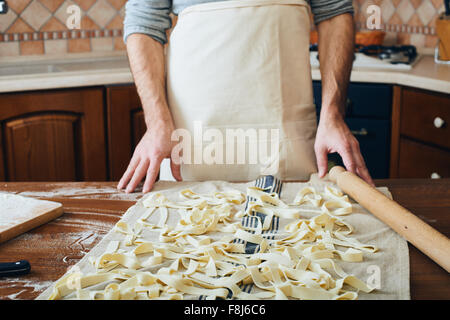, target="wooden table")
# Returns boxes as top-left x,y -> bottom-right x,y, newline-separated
0,180 -> 448,300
